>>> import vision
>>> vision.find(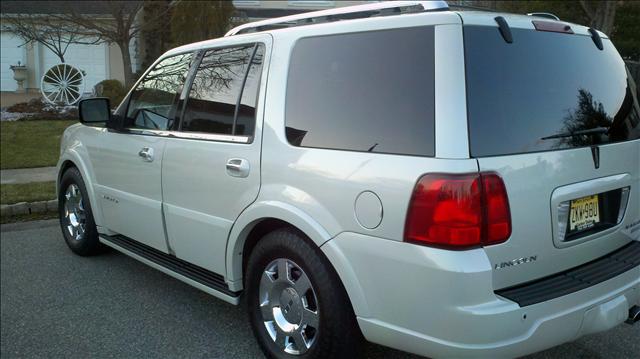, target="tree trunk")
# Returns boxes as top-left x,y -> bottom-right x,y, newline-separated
598,1 -> 617,35
579,0 -> 617,35
118,40 -> 134,88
